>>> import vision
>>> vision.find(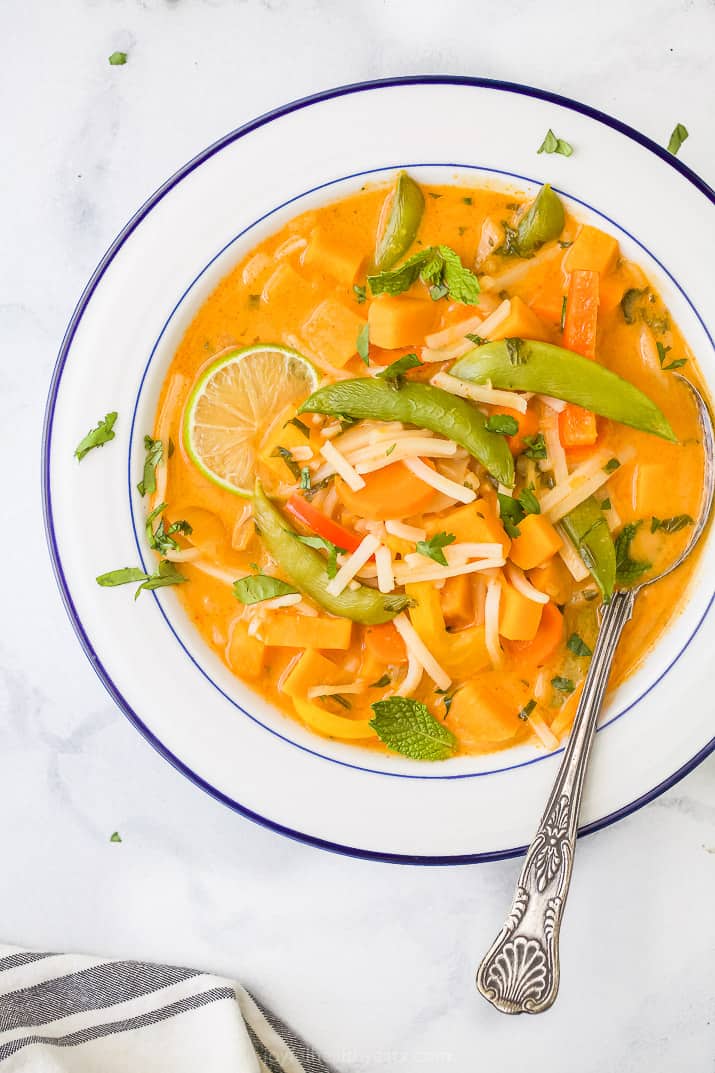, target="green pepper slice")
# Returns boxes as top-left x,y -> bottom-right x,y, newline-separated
514,183 -> 564,255
373,171 -> 425,271
560,497 -> 616,600
450,339 -> 676,442
253,481 -> 411,624
299,379 -> 515,487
